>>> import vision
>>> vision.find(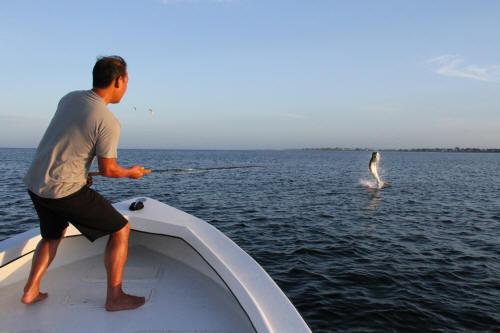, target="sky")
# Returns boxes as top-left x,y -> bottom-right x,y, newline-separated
1,0 -> 499,149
